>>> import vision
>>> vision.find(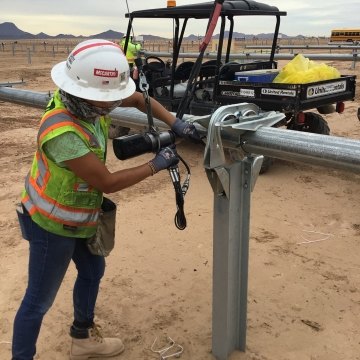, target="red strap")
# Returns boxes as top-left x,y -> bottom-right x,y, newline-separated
199,2 -> 223,52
